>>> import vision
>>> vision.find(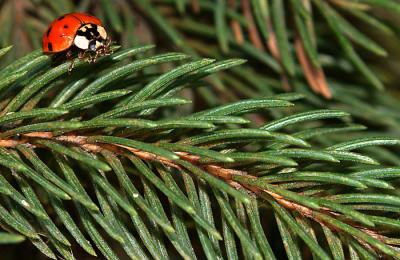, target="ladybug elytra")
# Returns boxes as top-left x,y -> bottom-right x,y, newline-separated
42,12 -> 112,72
